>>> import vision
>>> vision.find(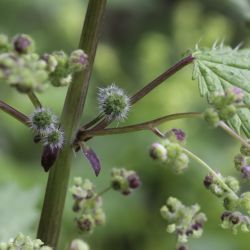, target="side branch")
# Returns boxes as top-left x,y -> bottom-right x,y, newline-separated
77,54 -> 195,137
130,54 -> 194,104
0,100 -> 29,126
80,112 -> 202,139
